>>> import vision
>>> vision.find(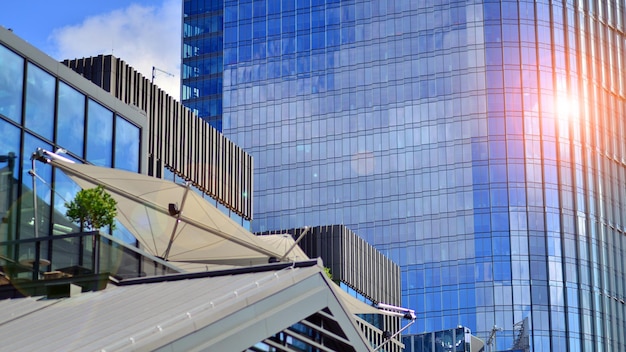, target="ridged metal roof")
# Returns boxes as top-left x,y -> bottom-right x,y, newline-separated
0,260 -> 373,351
